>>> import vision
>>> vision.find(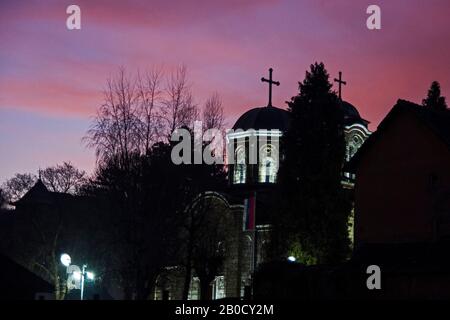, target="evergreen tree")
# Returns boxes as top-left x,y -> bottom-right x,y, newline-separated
422,81 -> 447,110
276,62 -> 351,264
